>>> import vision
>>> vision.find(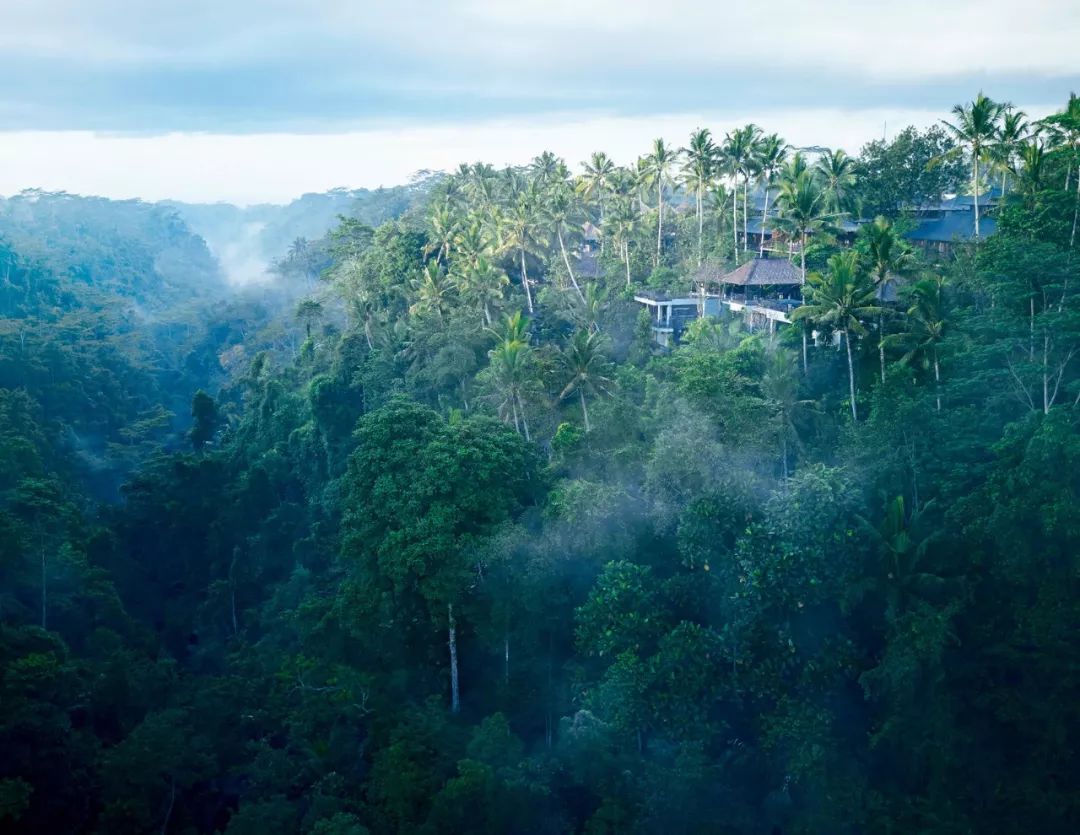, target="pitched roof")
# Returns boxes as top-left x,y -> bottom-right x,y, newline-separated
716,256 -> 802,286
581,221 -> 601,241
905,212 -> 997,243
